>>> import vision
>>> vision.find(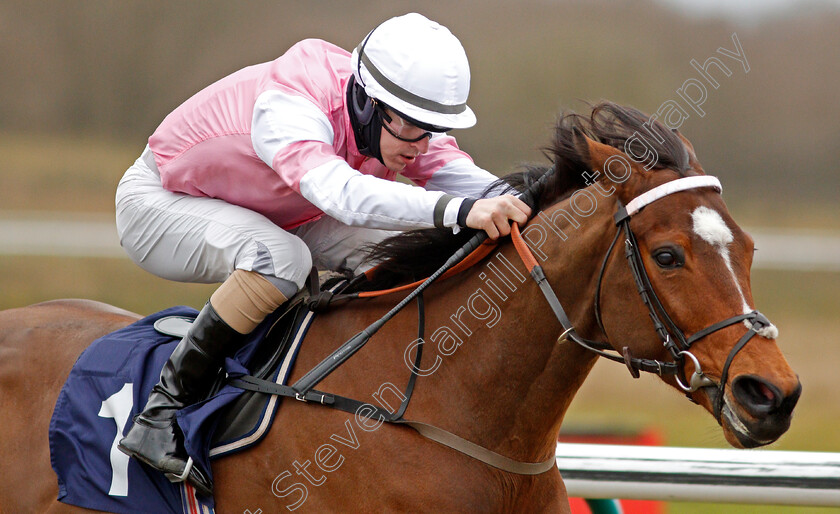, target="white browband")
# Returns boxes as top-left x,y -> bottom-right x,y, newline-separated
625,175 -> 722,216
